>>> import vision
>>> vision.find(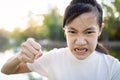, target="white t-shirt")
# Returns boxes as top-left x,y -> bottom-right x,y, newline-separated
27,47 -> 120,80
